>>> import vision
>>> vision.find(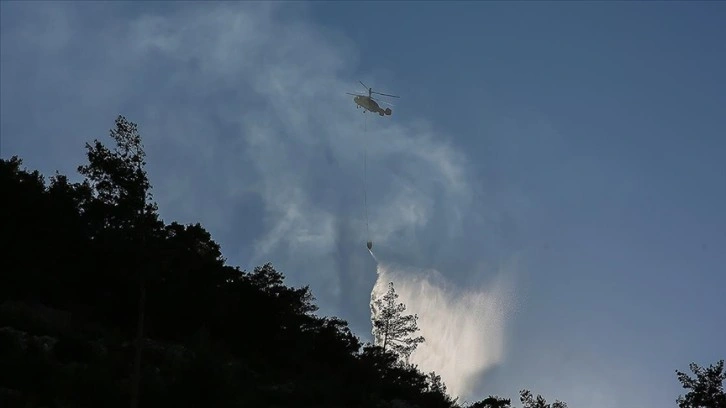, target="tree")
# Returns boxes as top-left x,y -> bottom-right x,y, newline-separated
519,390 -> 567,408
426,371 -> 447,395
78,115 -> 160,408
468,396 -> 512,408
372,281 -> 425,362
78,115 -> 158,235
676,360 -> 726,408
